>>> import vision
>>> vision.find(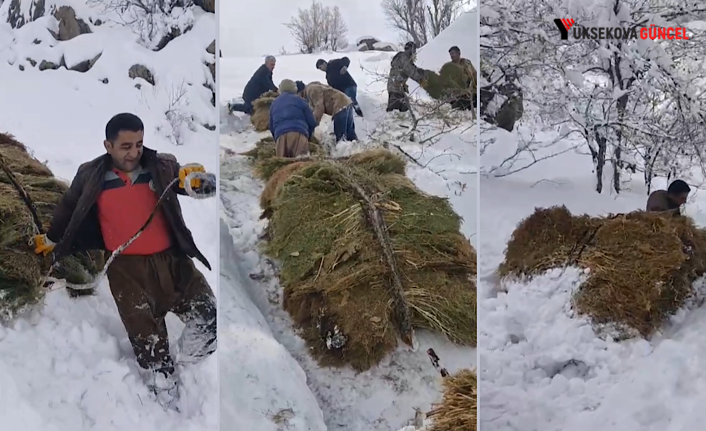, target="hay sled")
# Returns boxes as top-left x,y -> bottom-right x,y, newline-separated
0,133 -> 104,320
248,141 -> 476,370
500,206 -> 706,338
